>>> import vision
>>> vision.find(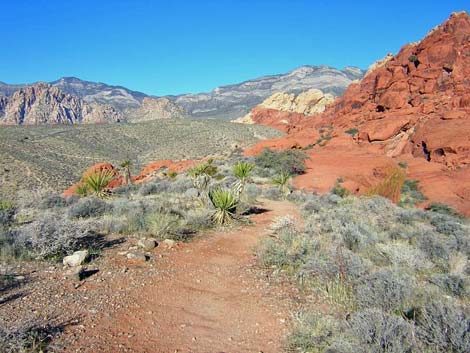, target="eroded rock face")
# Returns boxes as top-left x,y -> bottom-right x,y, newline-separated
125,97 -> 187,122
0,83 -> 123,125
235,89 -> 334,124
245,12 -> 470,215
